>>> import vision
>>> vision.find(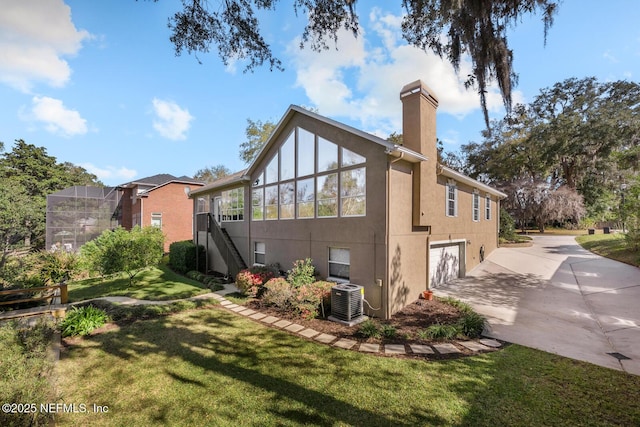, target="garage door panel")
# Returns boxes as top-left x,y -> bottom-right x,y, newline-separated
430,244 -> 461,288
